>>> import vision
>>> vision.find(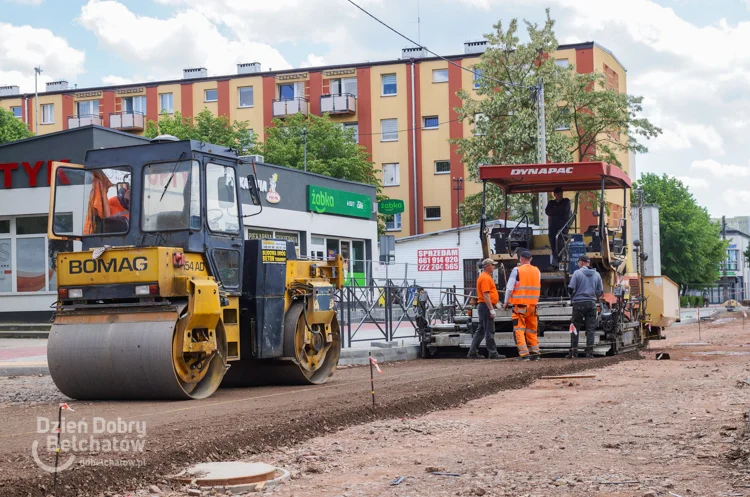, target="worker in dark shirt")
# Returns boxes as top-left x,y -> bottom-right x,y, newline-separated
545,187 -> 572,263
